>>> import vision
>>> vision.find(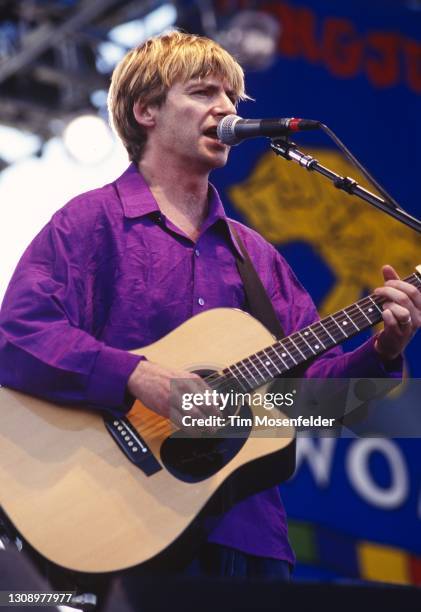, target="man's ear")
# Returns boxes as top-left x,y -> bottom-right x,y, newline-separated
133,101 -> 157,128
